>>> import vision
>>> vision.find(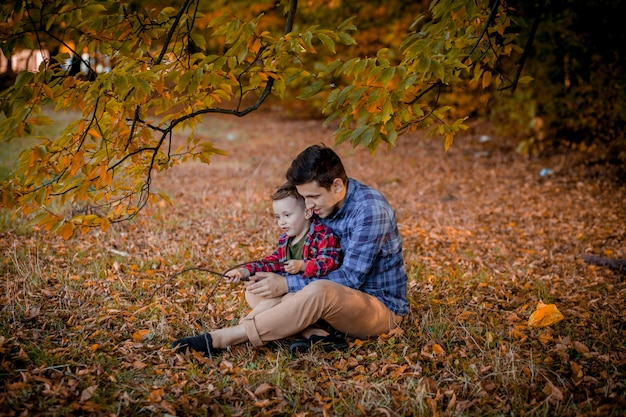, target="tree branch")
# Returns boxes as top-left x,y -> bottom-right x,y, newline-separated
165,0 -> 299,127
511,0 -> 547,93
